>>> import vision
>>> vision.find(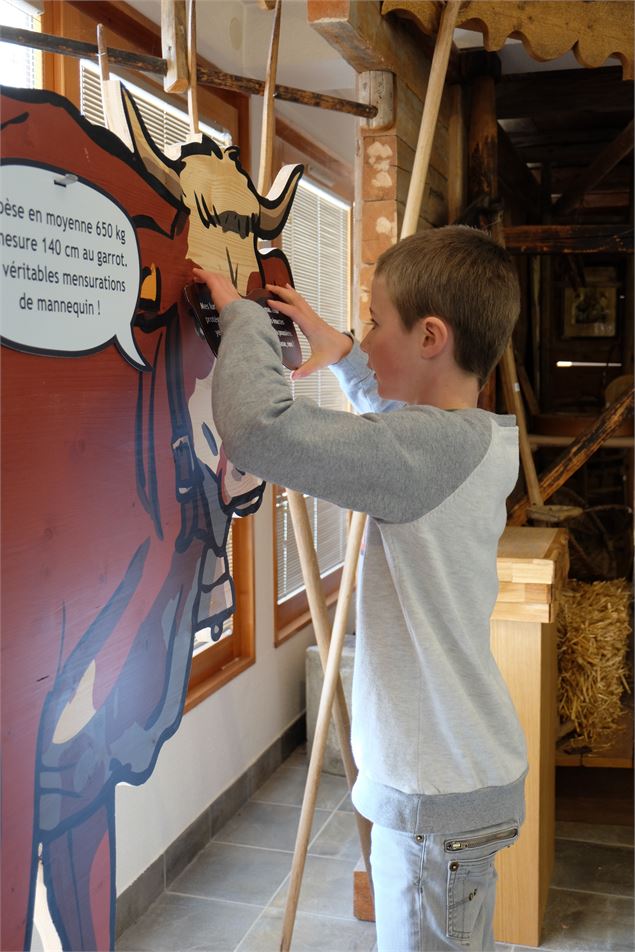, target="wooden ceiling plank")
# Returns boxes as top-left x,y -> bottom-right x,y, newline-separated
553,120 -> 634,216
